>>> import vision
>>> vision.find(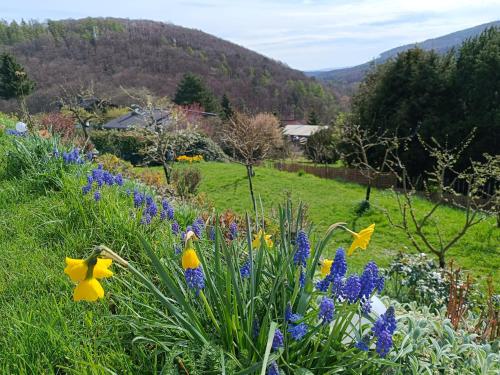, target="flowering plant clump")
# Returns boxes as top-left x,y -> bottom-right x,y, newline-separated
66,193 -> 397,373
385,252 -> 450,308
176,154 -> 203,163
